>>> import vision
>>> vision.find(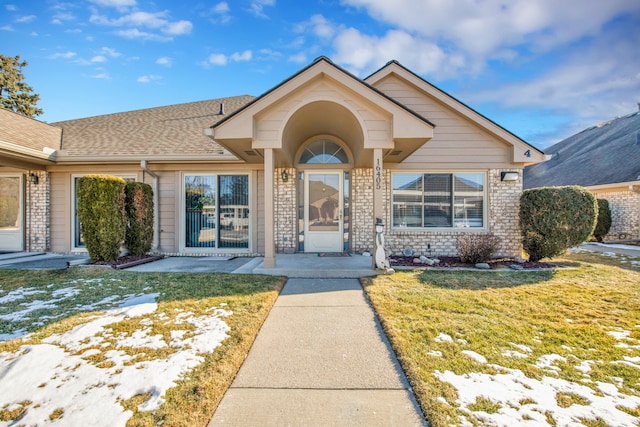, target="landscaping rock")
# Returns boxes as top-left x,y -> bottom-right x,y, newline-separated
510,264 -> 524,270
475,263 -> 491,270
